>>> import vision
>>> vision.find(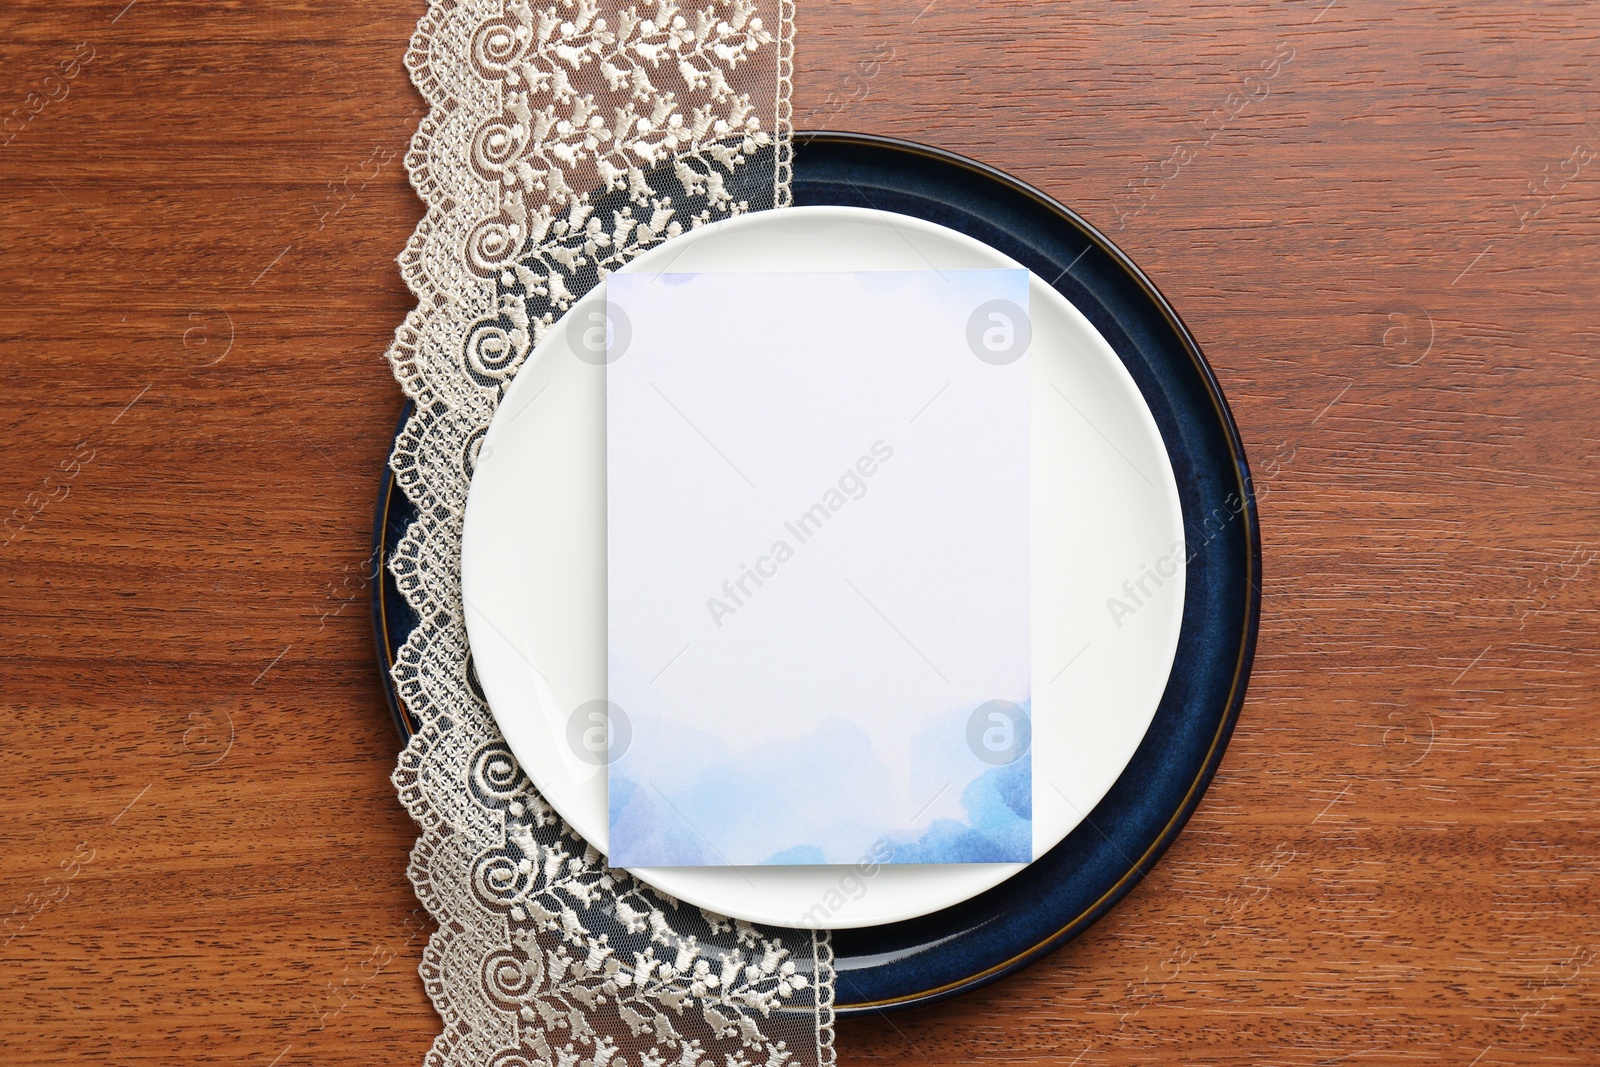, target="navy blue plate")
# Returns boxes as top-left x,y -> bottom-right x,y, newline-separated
373,131 -> 1259,1017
